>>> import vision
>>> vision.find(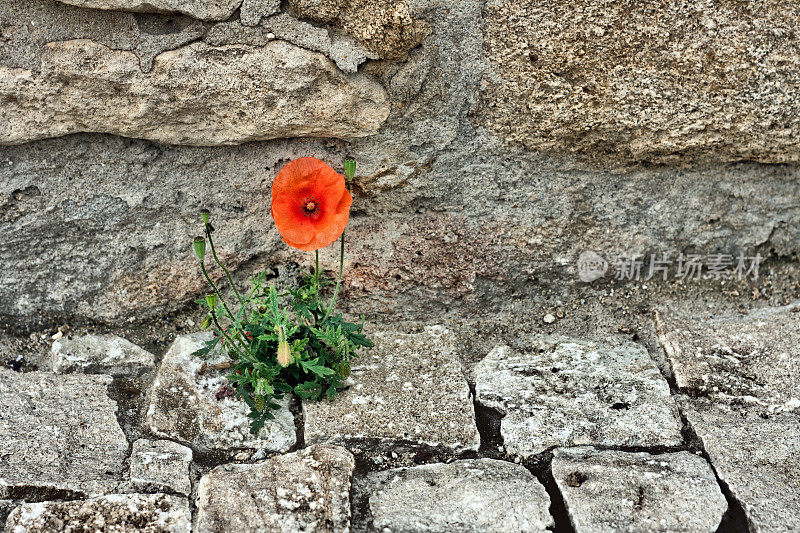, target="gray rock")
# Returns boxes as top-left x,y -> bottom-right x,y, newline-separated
239,0 -> 281,26
195,445 -> 355,533
656,303 -> 800,412
552,447 -> 726,533
1,0 -> 799,330
366,459 -> 553,532
145,332 -> 296,457
4,493 -> 191,533
206,14 -> 375,73
0,39 -> 389,146
478,0 -> 800,168
0,368 -> 127,499
303,325 -> 479,452
683,401 -> 800,532
474,337 -> 683,458
51,333 -> 155,377
56,0 -> 242,21
129,439 -> 193,496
